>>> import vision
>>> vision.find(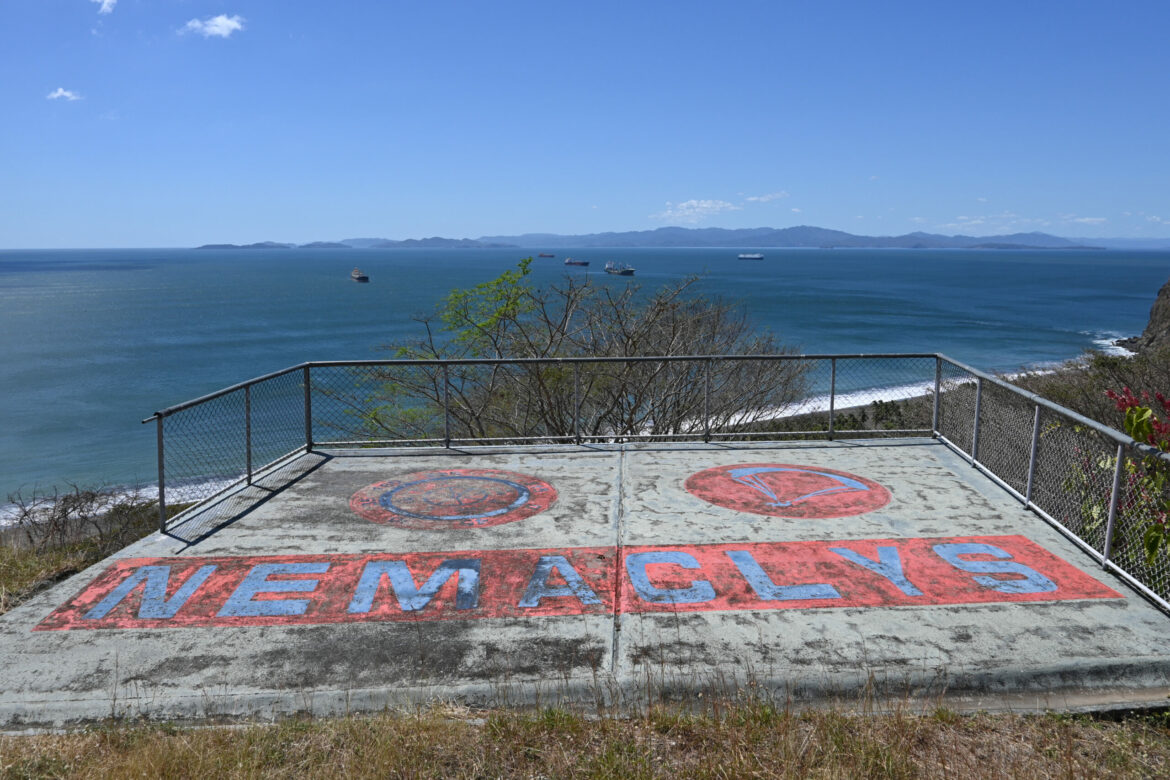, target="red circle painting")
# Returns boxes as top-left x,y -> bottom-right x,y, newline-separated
350,468 -> 557,529
685,463 -> 891,519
